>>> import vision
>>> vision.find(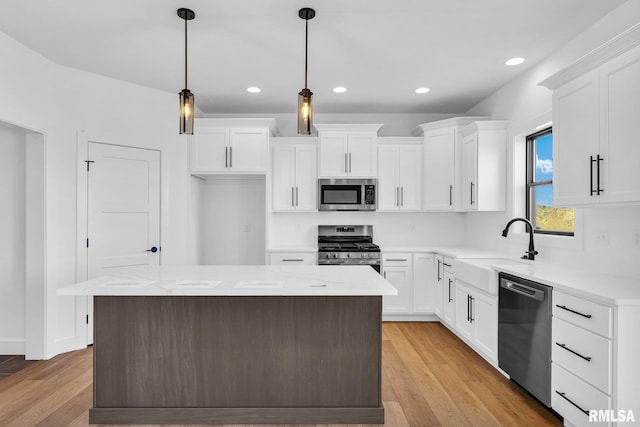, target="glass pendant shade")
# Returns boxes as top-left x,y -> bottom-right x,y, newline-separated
297,88 -> 313,135
179,88 -> 194,135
